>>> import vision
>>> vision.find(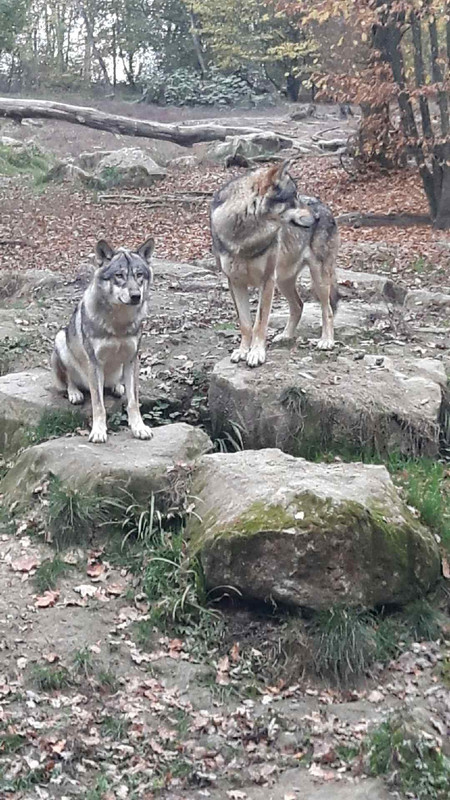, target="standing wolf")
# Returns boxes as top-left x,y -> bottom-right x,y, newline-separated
210,162 -> 339,367
52,238 -> 154,443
